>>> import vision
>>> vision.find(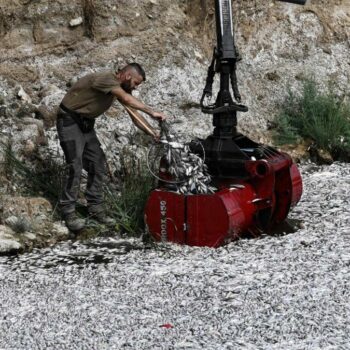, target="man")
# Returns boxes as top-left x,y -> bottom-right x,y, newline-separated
57,63 -> 167,231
